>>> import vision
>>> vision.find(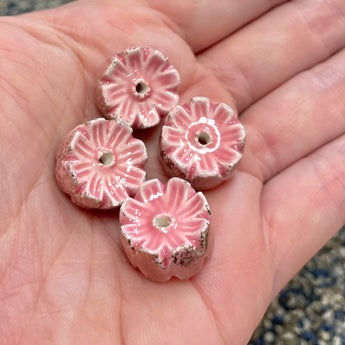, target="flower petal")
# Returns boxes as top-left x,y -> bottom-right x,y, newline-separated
101,82 -> 128,101
151,91 -> 179,113
115,98 -> 134,123
144,50 -> 168,76
197,154 -> 218,174
210,102 -> 235,124
106,180 -> 128,205
74,166 -> 93,180
104,57 -> 130,80
122,222 -> 140,238
190,97 -> 210,121
74,181 -> 87,195
135,179 -> 164,203
73,135 -> 93,159
152,69 -> 180,91
157,244 -> 172,268
126,47 -> 144,72
88,173 -> 103,200
164,177 -> 189,211
92,120 -> 106,148
220,123 -> 246,147
136,104 -> 161,128
76,126 -> 91,141
121,223 -> 148,251
177,192 -> 207,219
121,198 -> 147,222
144,232 -> 165,253
161,126 -> 184,147
172,146 -> 194,172
167,106 -> 192,130
105,123 -> 131,148
179,218 -> 209,237
117,140 -> 147,165
214,146 -> 243,166
183,233 -> 204,249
